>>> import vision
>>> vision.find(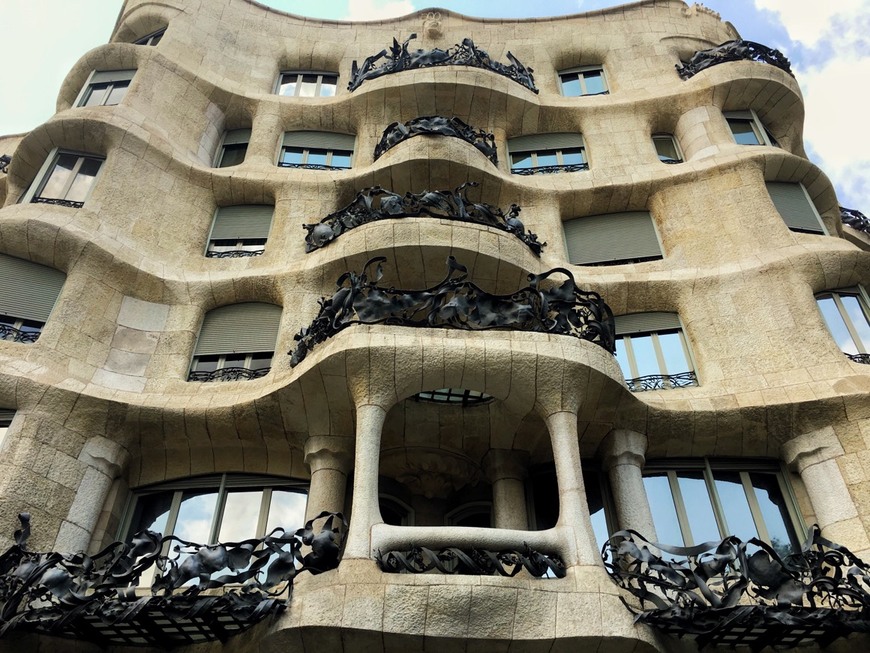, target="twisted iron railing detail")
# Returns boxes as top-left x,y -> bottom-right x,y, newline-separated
847,353 -> 870,365
205,249 -> 264,259
603,527 -> 870,649
31,197 -> 84,209
0,155 -> 10,174
676,40 -> 793,80
511,163 -> 589,175
290,256 -> 615,366
377,545 -> 565,578
0,512 -> 346,647
187,366 -> 270,382
303,183 -> 544,255
840,207 -> 870,235
0,324 -> 40,344
626,371 -> 698,392
277,162 -> 350,172
374,116 -> 497,164
348,34 -> 537,93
